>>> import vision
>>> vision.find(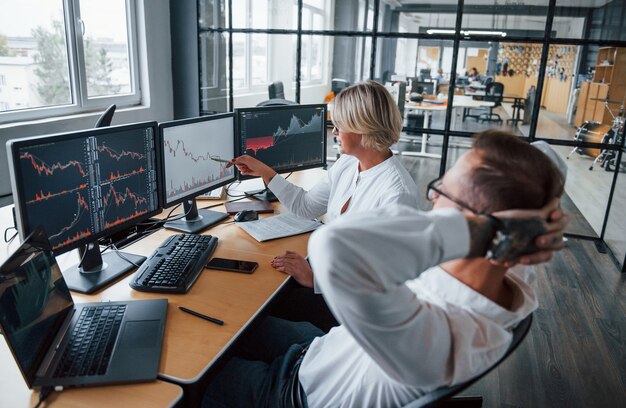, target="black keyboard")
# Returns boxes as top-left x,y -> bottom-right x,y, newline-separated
53,305 -> 126,378
129,234 -> 218,293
